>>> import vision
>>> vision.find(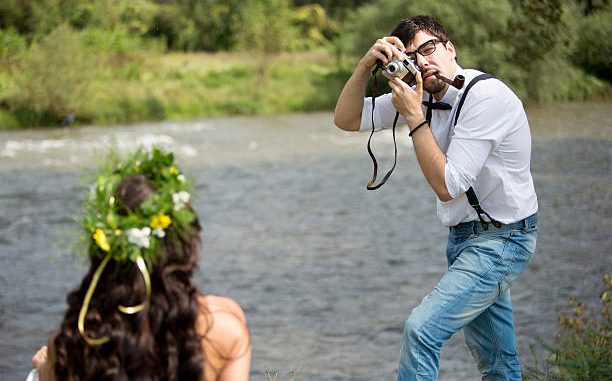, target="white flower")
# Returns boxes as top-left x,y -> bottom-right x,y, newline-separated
177,174 -> 186,183
126,227 -> 151,248
152,227 -> 166,238
172,191 -> 191,210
